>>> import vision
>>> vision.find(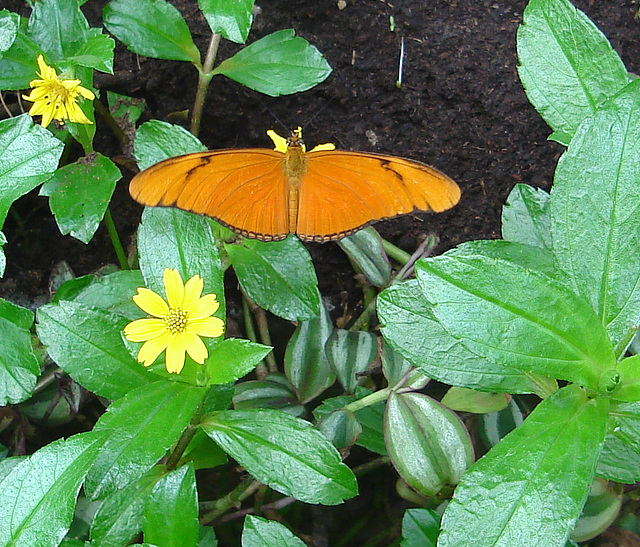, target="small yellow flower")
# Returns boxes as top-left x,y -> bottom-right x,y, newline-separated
266,127 -> 336,154
22,55 -> 95,128
124,269 -> 225,374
